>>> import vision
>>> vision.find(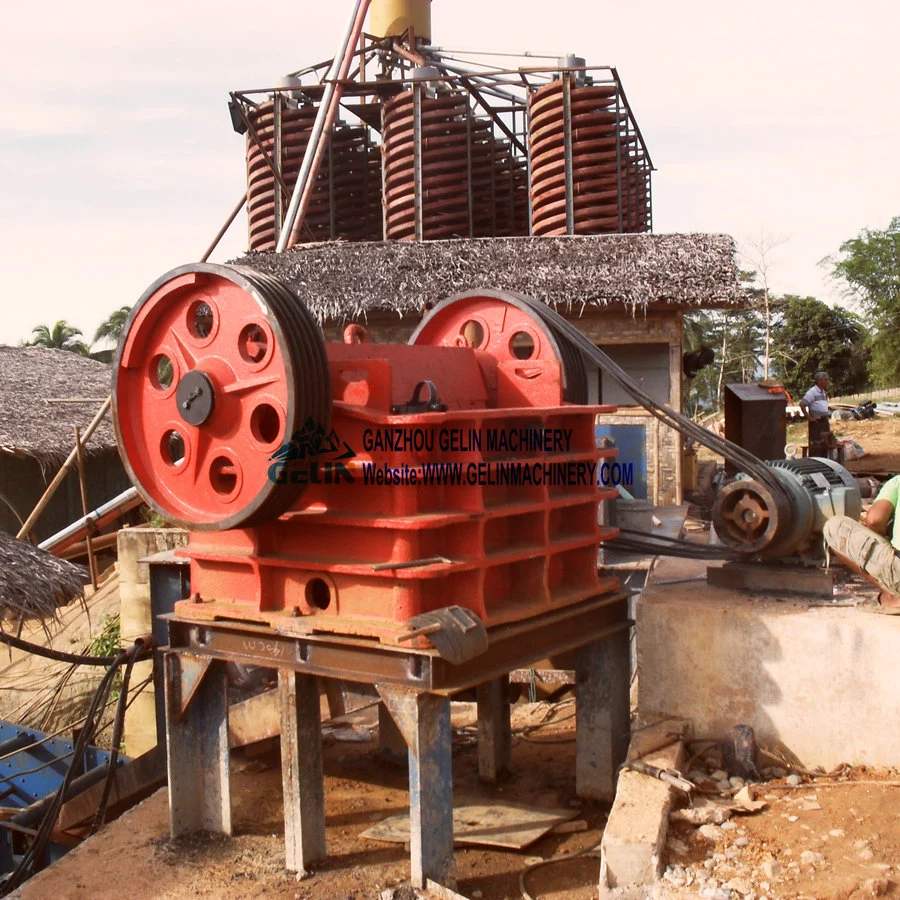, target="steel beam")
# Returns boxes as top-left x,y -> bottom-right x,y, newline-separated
377,686 -> 456,890
164,653 -> 231,836
279,670 -> 326,874
163,591 -> 629,695
476,676 -> 511,783
574,629 -> 631,801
